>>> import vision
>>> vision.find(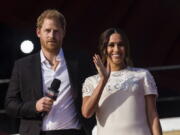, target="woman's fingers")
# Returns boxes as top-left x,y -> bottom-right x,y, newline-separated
93,54 -> 111,79
94,54 -> 102,66
93,54 -> 102,68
